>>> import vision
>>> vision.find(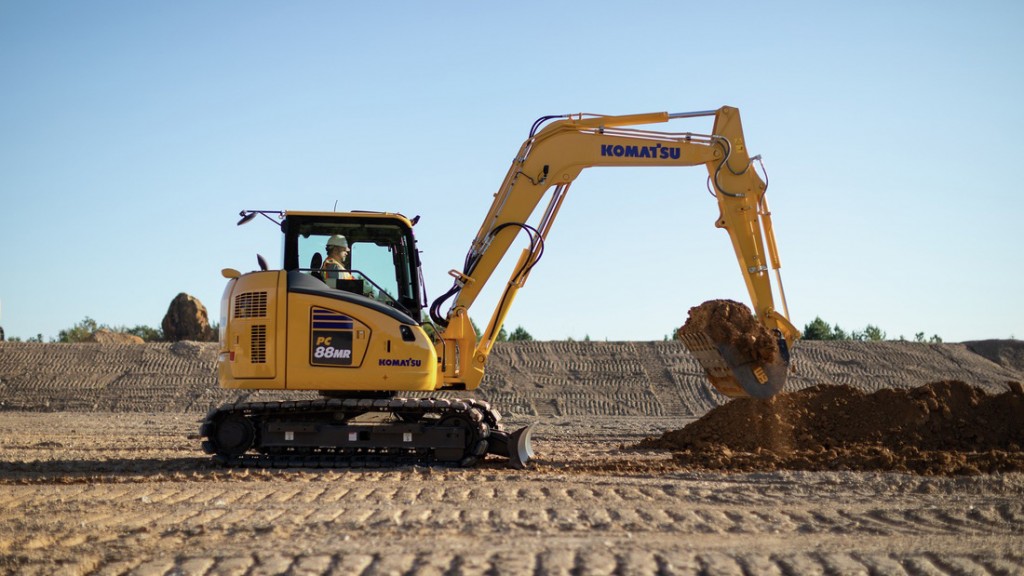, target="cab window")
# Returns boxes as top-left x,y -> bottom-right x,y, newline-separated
287,218 -> 421,317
